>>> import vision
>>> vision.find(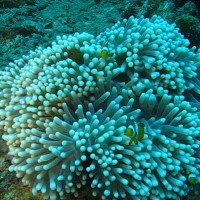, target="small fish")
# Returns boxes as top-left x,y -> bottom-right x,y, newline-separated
125,127 -> 137,145
100,49 -> 114,59
138,122 -> 145,140
188,174 -> 198,184
125,122 -> 146,145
